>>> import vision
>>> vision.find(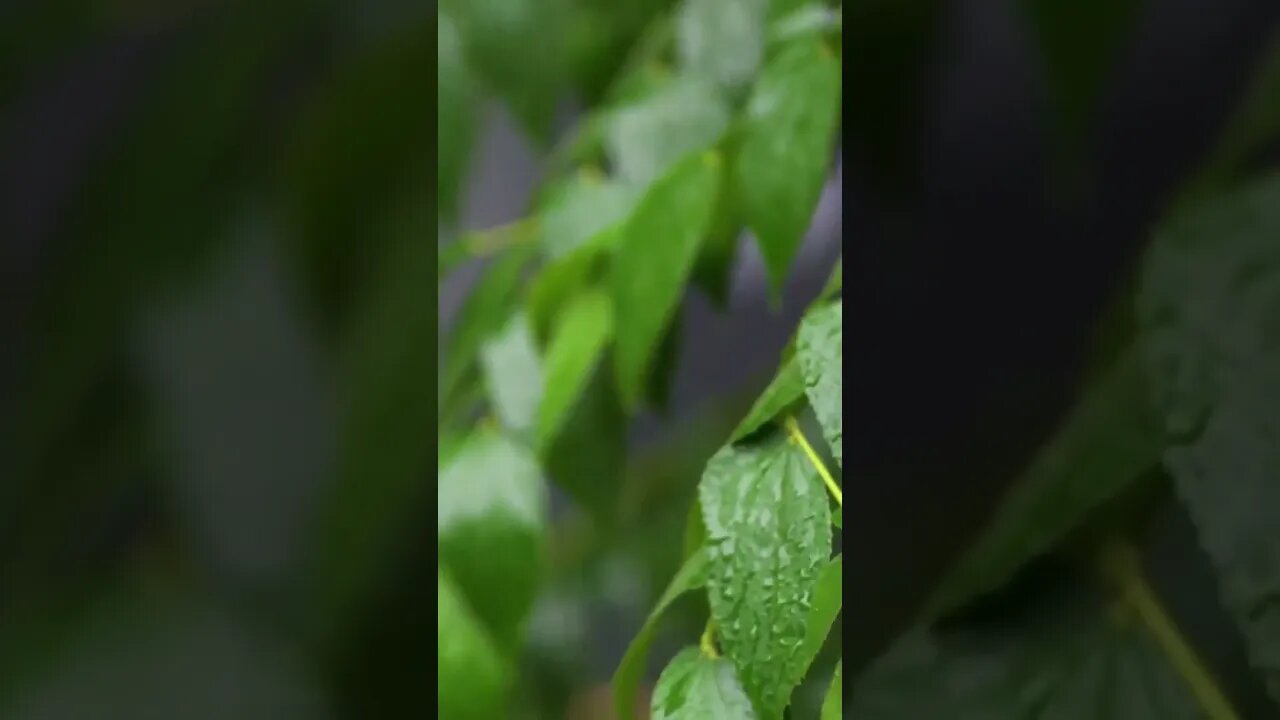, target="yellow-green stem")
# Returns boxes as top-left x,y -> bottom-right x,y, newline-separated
785,417 -> 841,507
700,618 -> 720,659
